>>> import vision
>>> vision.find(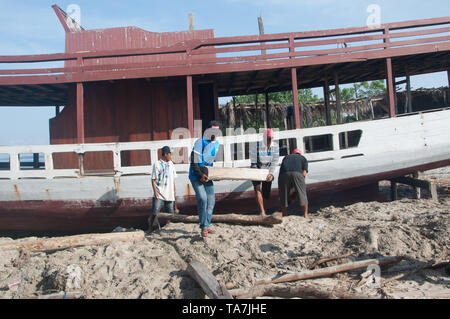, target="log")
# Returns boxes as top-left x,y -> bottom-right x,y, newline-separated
0,231 -> 146,253
206,167 -> 270,182
255,256 -> 403,286
158,212 -> 283,226
230,283 -> 379,299
186,260 -> 233,299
